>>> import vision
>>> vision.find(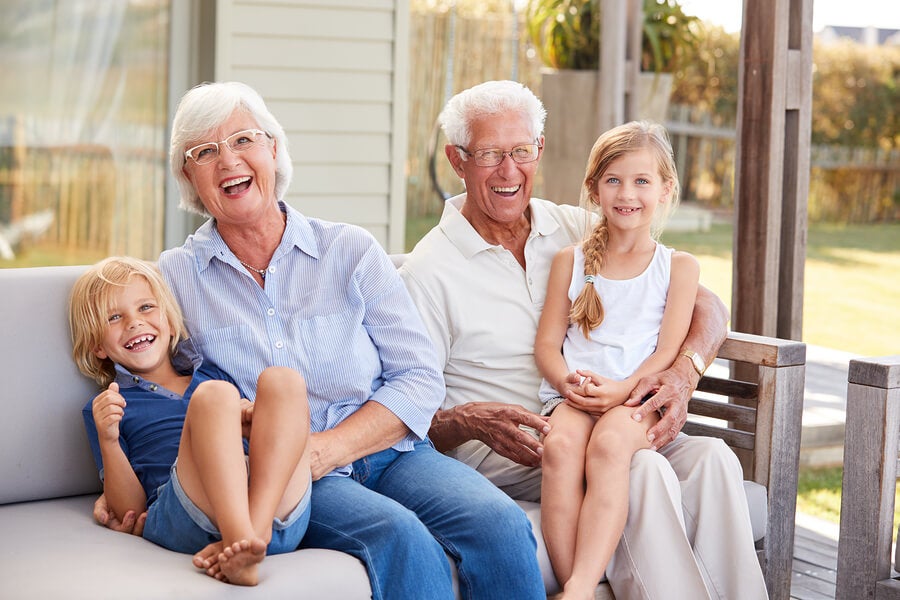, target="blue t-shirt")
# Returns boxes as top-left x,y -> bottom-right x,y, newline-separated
82,340 -> 239,507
